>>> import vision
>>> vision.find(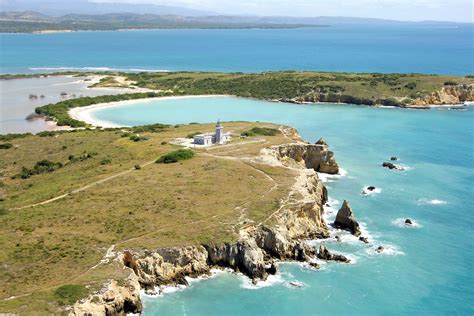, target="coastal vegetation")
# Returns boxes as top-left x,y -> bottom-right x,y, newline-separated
157,149 -> 195,164
30,71 -> 474,128
242,127 -> 280,137
0,122 -> 298,314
